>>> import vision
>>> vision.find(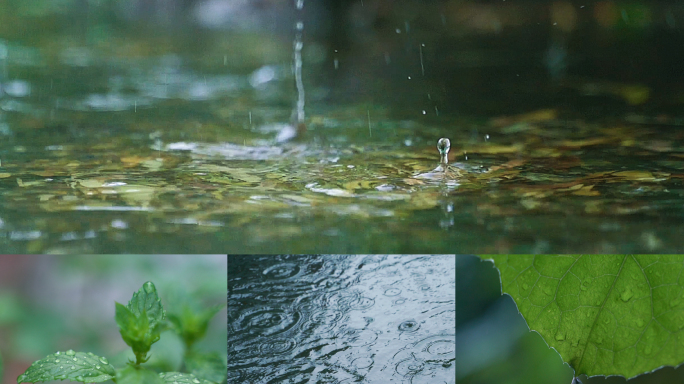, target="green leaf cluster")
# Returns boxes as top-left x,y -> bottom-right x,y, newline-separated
483,255 -> 684,380
115,281 -> 166,364
17,281 -> 226,384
